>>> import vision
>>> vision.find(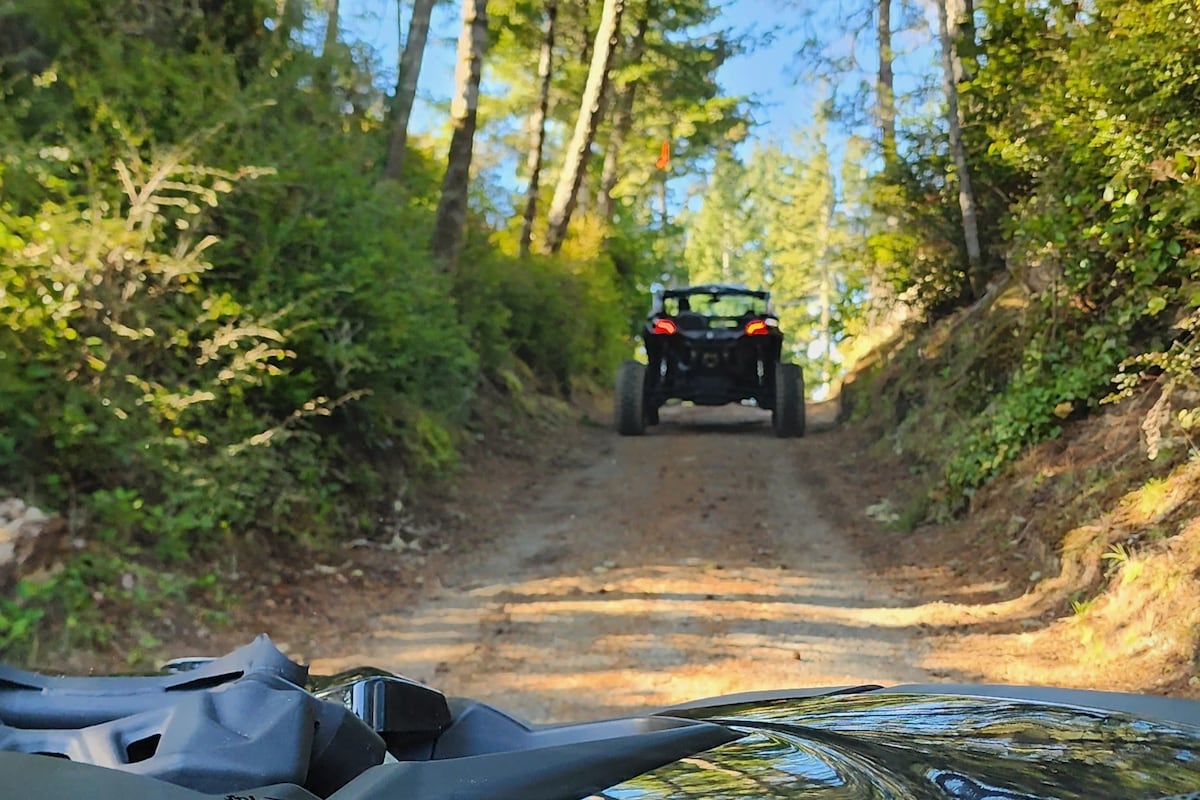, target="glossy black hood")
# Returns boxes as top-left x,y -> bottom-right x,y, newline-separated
599,688 -> 1200,800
